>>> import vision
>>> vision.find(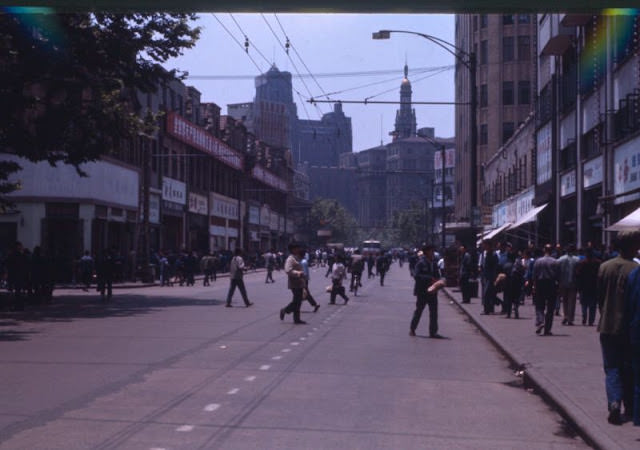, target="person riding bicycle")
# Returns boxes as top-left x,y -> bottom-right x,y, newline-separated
349,249 -> 365,294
